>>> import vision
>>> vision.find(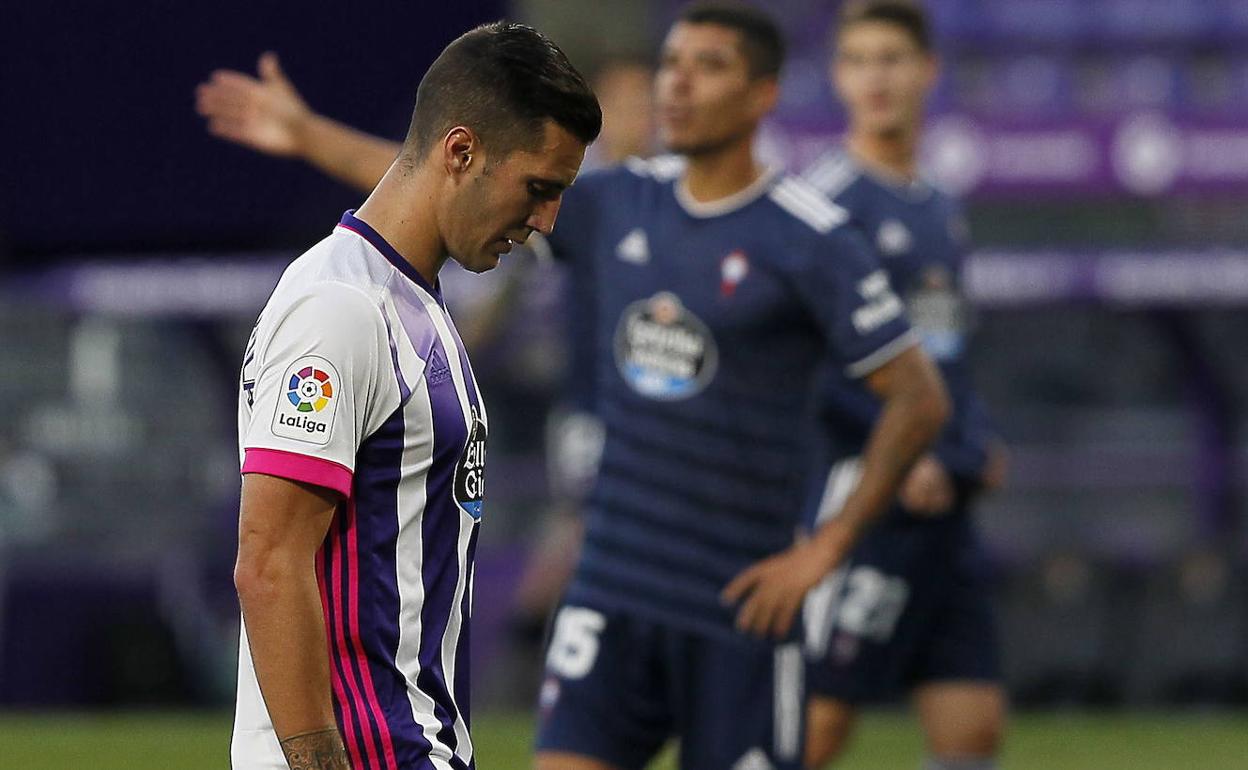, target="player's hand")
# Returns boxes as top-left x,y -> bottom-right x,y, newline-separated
899,454 -> 954,516
195,52 -> 311,157
721,534 -> 844,639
